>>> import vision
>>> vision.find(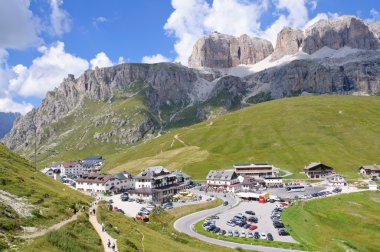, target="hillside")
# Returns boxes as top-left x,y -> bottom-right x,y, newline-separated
0,143 -> 92,250
282,191 -> 380,251
102,96 -> 380,179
